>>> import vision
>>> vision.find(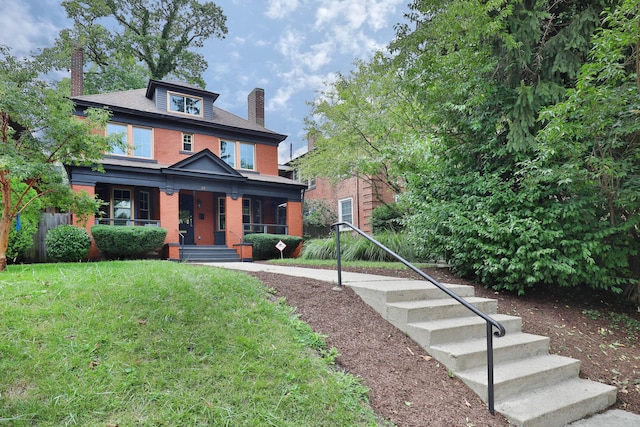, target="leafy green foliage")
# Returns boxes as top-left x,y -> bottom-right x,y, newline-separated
371,203 -> 404,233
303,199 -> 336,238
0,181 -> 42,263
0,47 -> 116,270
243,234 -> 303,260
49,0 -> 228,90
91,225 -> 167,259
298,52 -> 414,194
45,225 -> 91,262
